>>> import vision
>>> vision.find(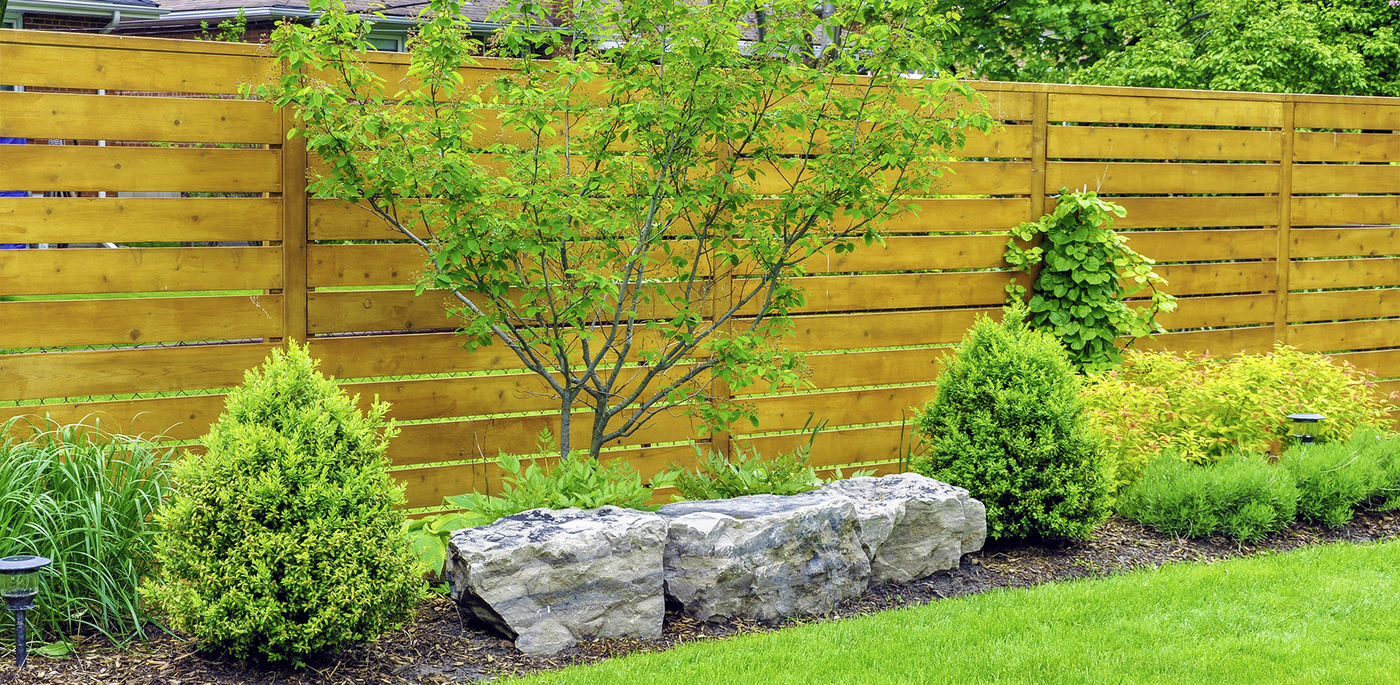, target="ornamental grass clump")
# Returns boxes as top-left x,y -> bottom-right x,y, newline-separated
143,343 -> 424,666
1117,452 -> 1299,542
911,305 -> 1113,540
0,419 -> 174,646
